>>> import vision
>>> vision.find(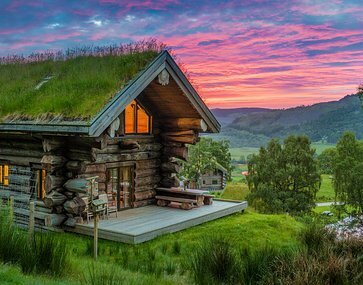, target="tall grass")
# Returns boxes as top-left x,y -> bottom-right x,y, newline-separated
0,40 -> 165,121
0,204 -> 24,264
0,204 -> 70,276
187,236 -> 239,285
187,225 -> 363,285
